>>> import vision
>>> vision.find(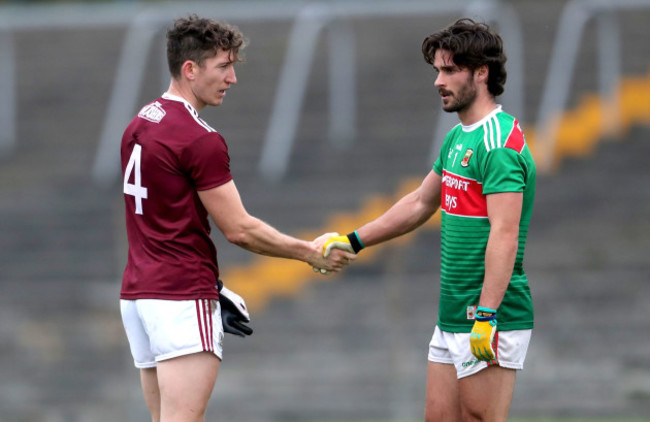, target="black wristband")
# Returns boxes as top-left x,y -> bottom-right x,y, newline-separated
346,231 -> 364,254
217,279 -> 224,292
